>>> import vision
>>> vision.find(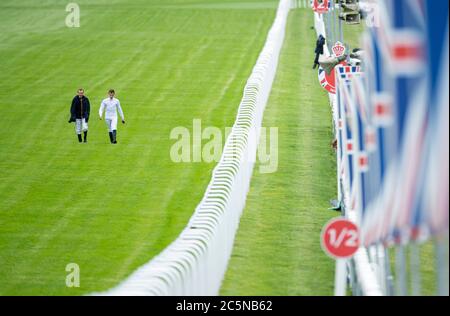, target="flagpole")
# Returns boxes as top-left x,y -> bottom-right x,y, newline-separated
336,83 -> 342,204
338,0 -> 343,42
384,247 -> 394,296
348,258 -> 359,295
325,9 -> 332,52
435,236 -> 449,296
334,258 -> 347,296
409,242 -> 422,296
329,1 -> 335,46
395,245 -> 408,295
375,244 -> 387,295
409,243 -> 421,296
